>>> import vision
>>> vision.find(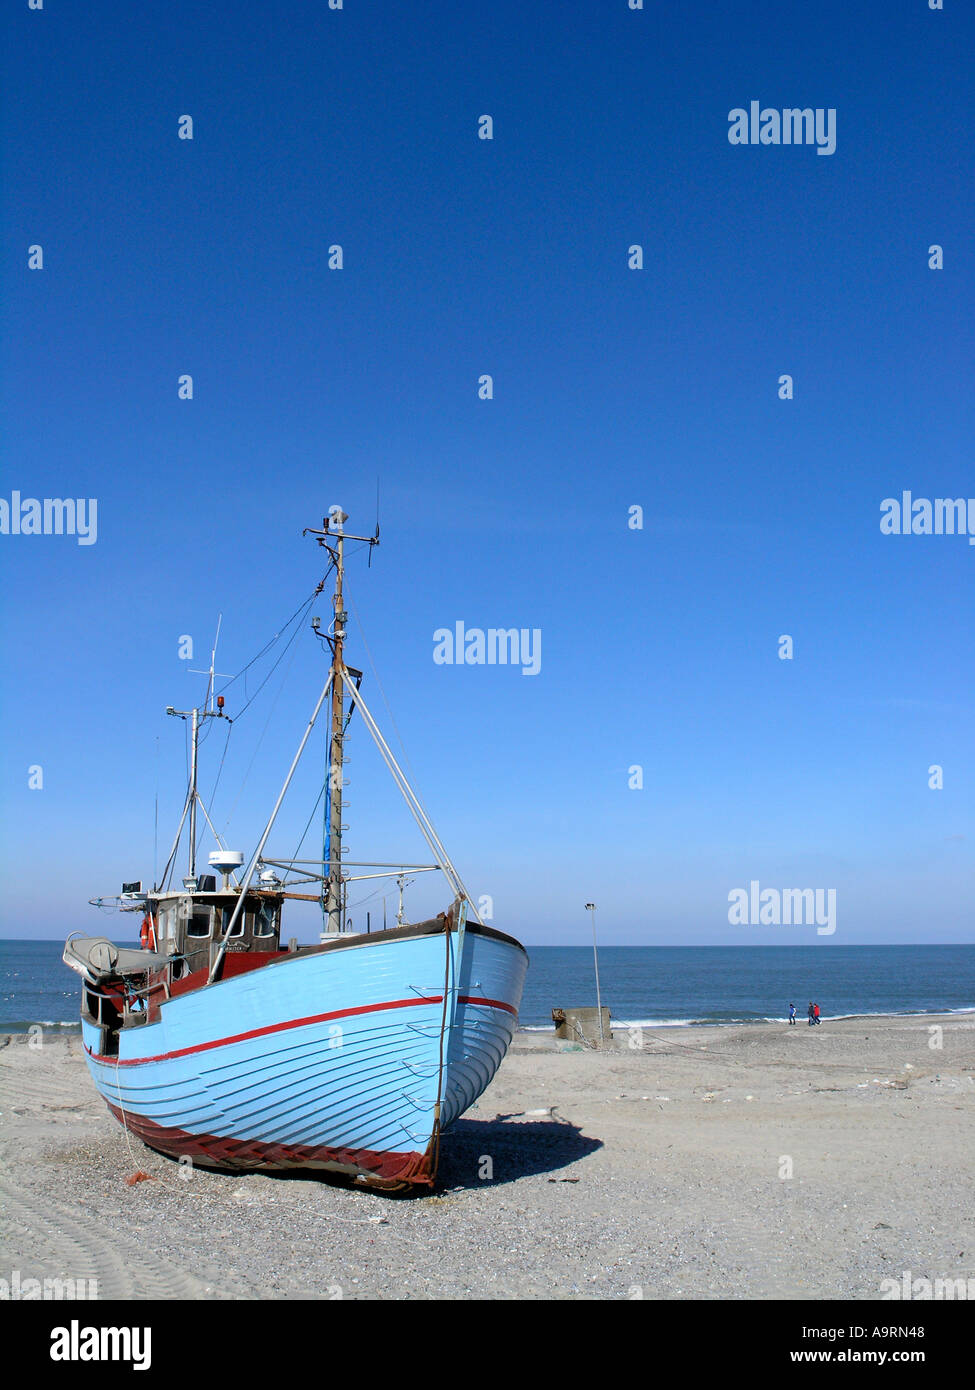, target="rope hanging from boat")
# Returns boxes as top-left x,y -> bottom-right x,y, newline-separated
427,908 -> 455,1185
